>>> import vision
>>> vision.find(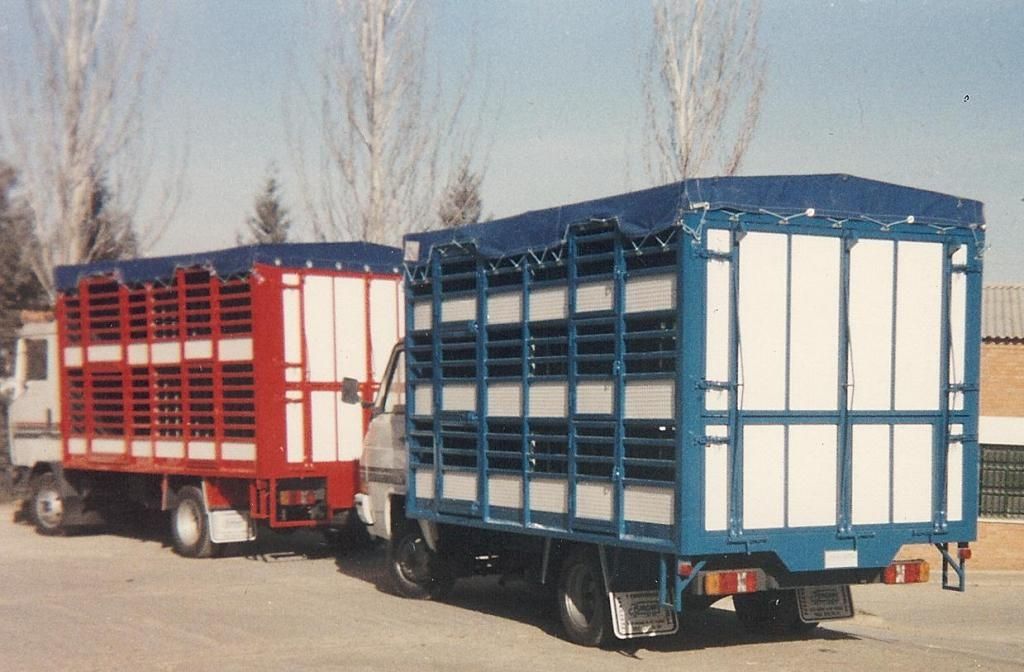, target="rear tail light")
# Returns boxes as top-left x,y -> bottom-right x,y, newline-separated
882,559 -> 930,584
703,569 -> 763,596
278,489 -> 320,506
958,544 -> 972,561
